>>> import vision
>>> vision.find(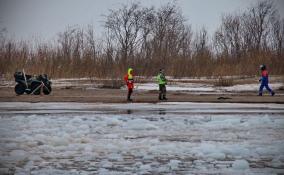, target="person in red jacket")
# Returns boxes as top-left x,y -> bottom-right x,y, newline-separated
124,68 -> 134,101
259,64 -> 275,96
